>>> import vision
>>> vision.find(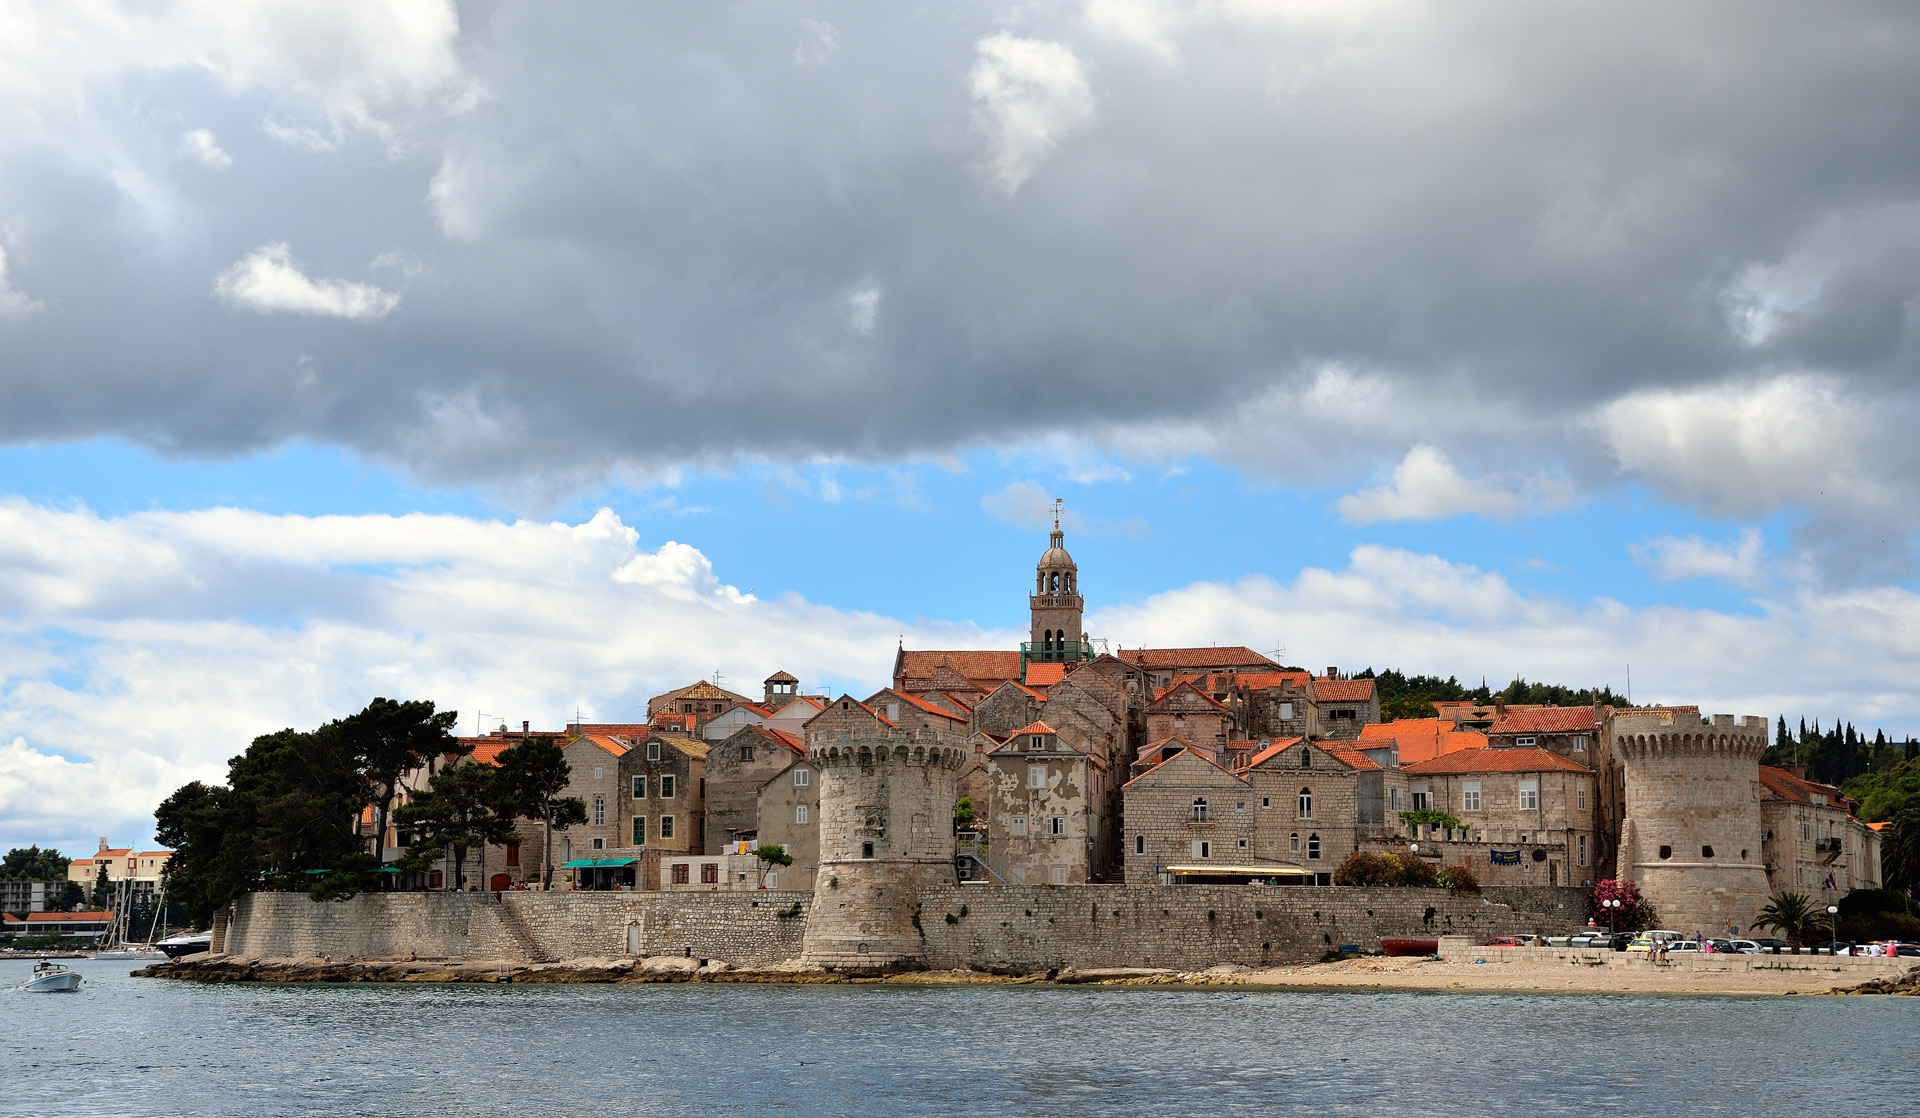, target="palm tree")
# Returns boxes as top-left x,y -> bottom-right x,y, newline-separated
1752,892 -> 1820,953
1883,804 -> 1920,896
